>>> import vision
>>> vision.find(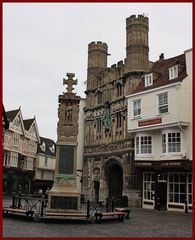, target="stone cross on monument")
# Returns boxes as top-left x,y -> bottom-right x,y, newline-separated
47,72 -> 81,212
63,73 -> 78,93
